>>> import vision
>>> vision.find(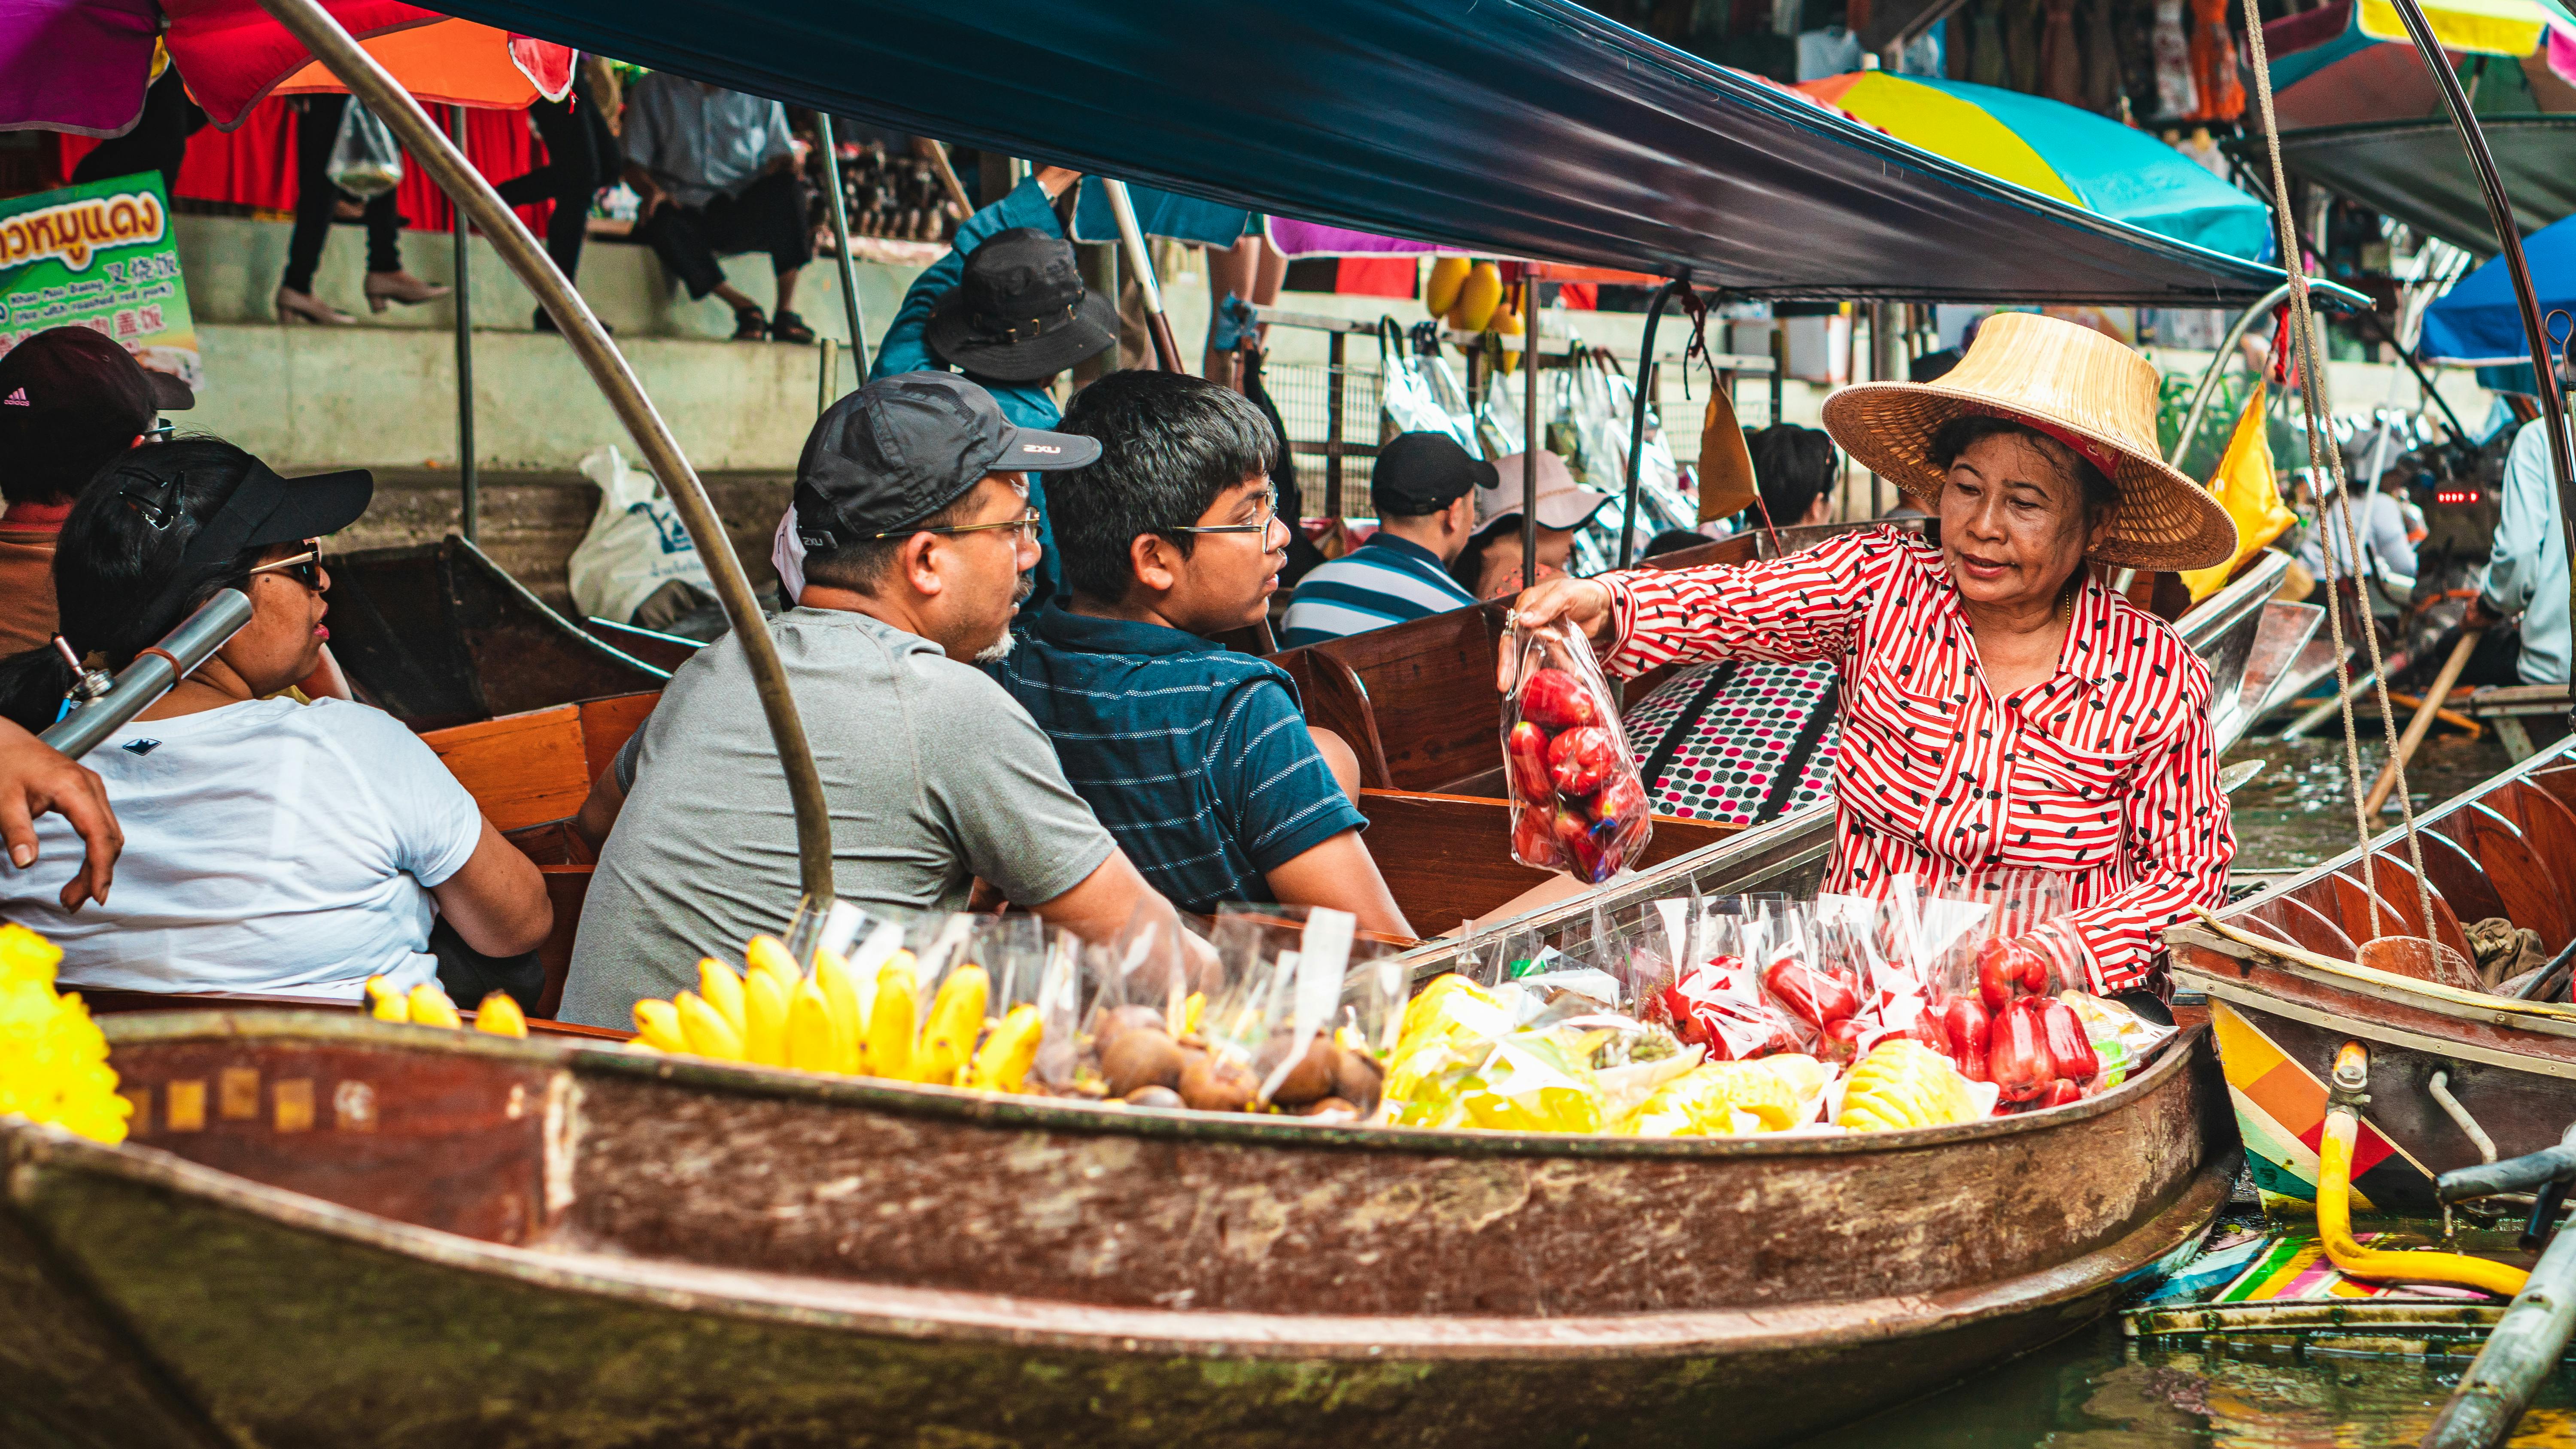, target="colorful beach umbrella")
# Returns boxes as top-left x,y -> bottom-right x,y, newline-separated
2418,210 -> 2576,364
1795,71 -> 2272,262
2262,0 -> 2576,129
